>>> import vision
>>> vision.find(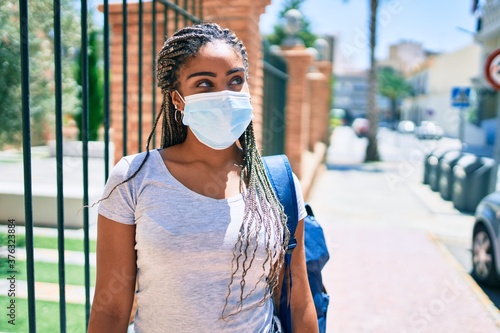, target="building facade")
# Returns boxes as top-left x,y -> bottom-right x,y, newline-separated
402,44 -> 482,140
